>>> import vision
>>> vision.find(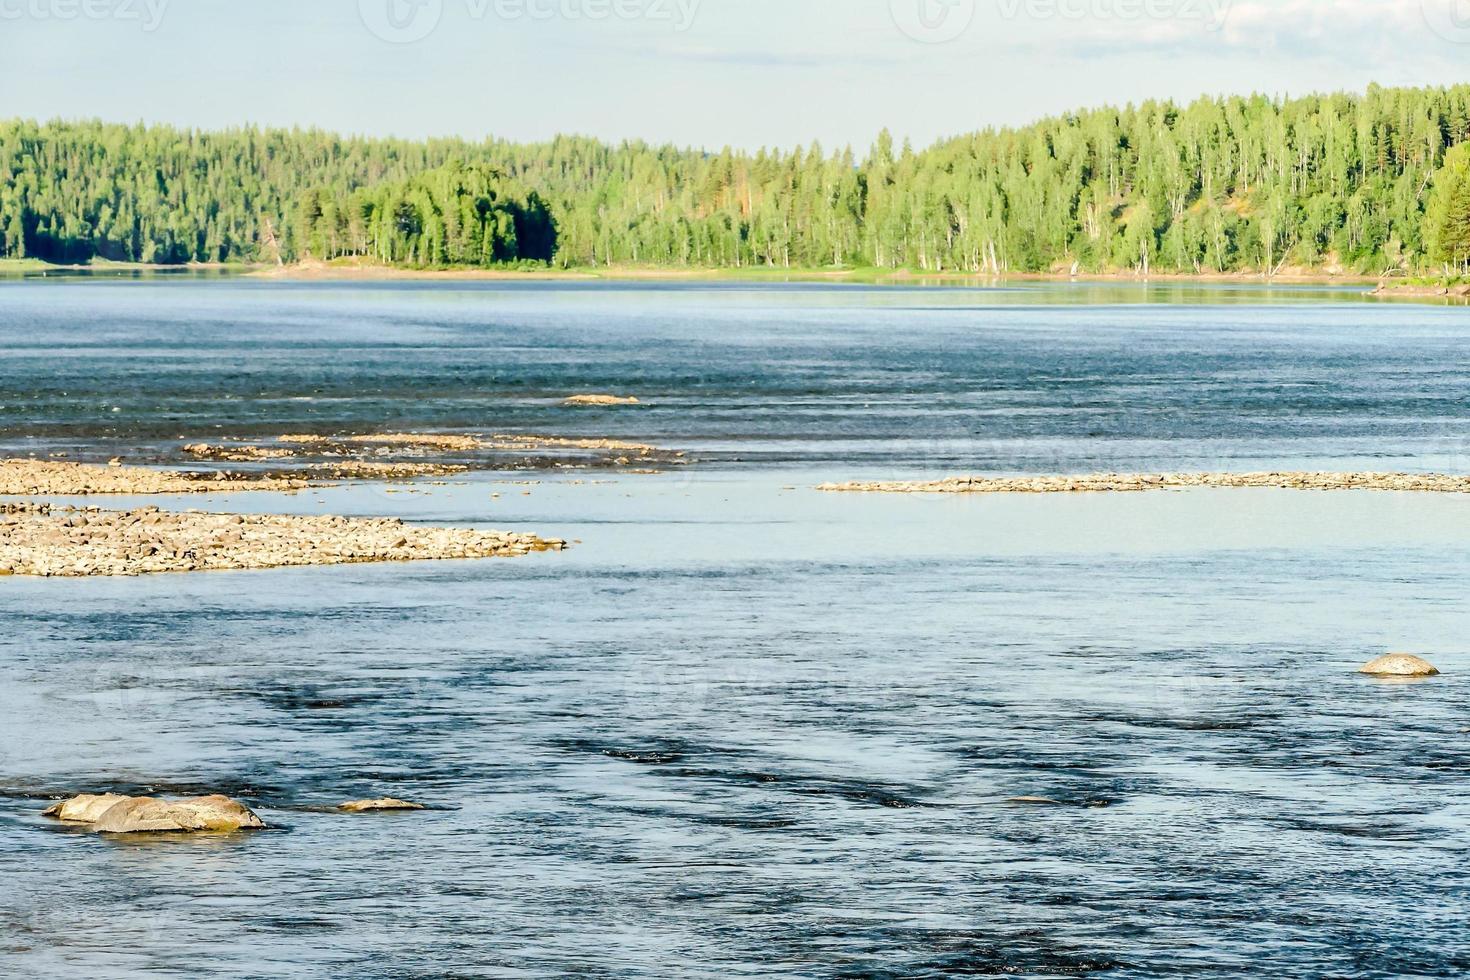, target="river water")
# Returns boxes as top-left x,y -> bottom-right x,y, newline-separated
0,279 -> 1467,978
